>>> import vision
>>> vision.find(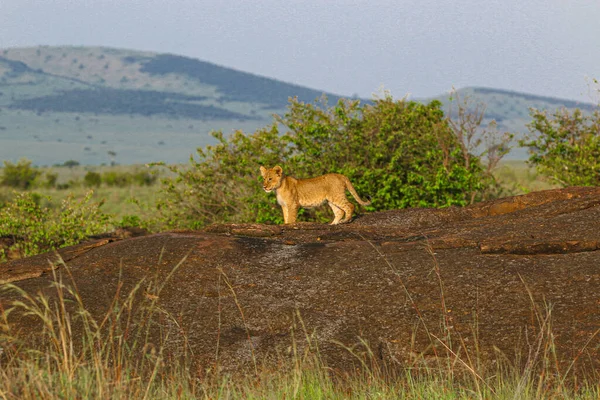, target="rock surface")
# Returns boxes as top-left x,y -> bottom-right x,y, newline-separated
2,187 -> 600,375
